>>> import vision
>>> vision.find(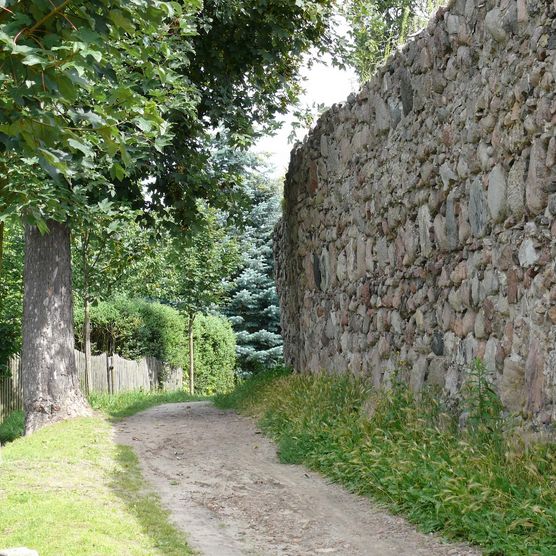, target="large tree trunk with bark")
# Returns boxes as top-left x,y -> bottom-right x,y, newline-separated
22,220 -> 91,434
